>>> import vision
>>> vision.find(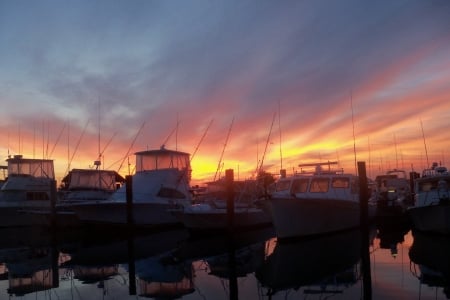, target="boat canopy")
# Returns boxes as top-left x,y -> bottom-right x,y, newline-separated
65,169 -> 122,191
135,148 -> 191,172
6,155 -> 55,179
